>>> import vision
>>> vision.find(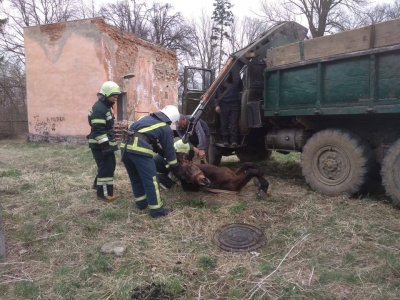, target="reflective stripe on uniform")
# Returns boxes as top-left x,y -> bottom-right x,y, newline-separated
121,137 -> 154,155
96,134 -> 108,141
91,119 -> 106,124
166,158 -> 178,165
137,122 -> 166,133
135,195 -> 146,202
98,137 -> 109,143
148,175 -> 163,209
120,121 -> 168,156
97,177 -> 114,185
90,139 -> 116,145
